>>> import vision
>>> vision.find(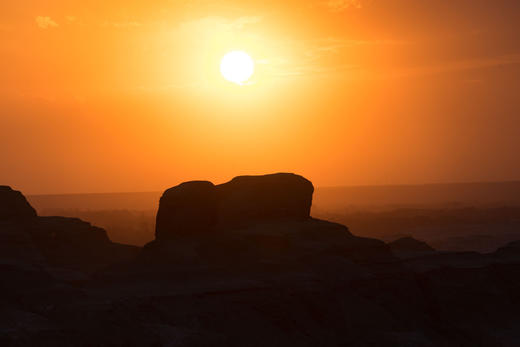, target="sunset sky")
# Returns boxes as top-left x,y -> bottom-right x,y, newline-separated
2,0 -> 520,194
